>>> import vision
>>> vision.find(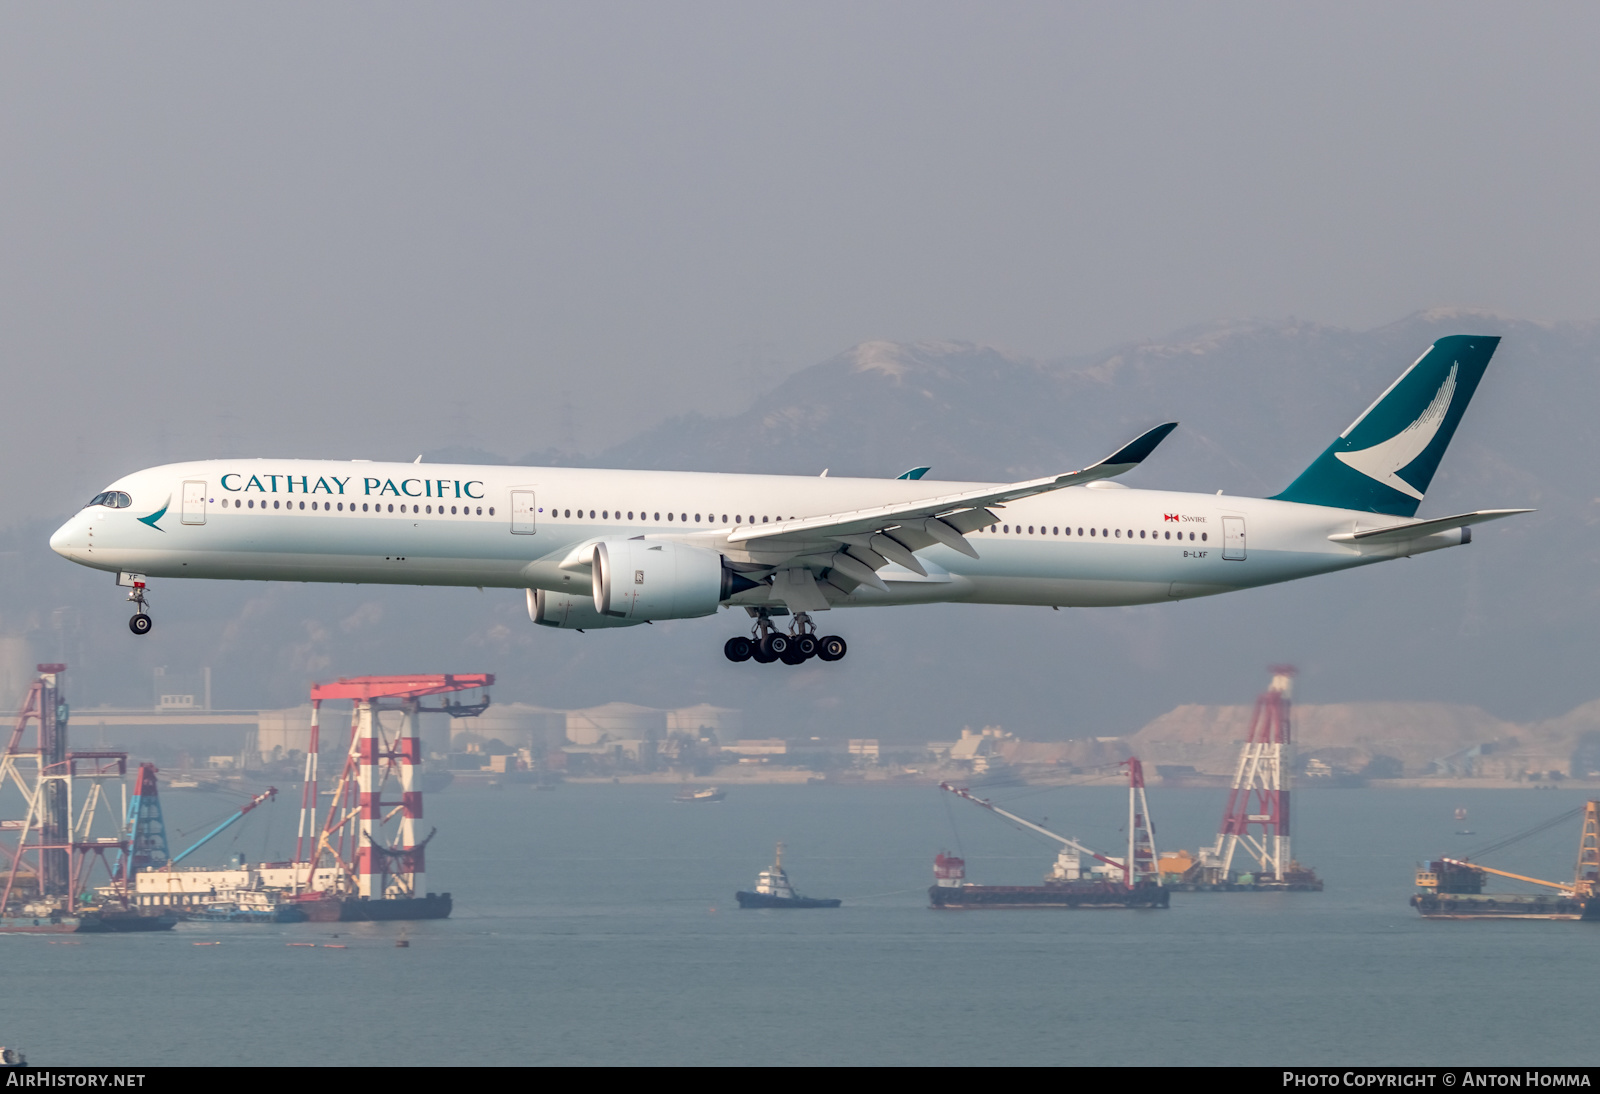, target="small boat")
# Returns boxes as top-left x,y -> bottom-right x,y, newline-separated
181,894 -> 308,924
675,787 -> 726,803
735,844 -> 840,909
